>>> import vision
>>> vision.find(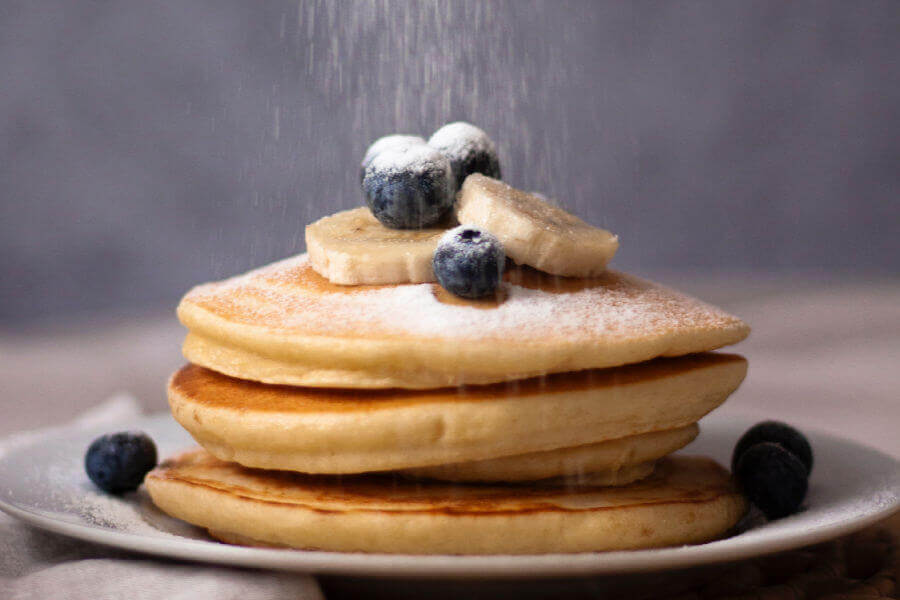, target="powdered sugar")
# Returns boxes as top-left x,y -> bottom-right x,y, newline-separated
55,481 -> 171,537
186,254 -> 745,344
427,121 -> 497,161
0,396 -> 194,540
366,143 -> 451,178
360,134 -> 425,170
378,282 -> 570,338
